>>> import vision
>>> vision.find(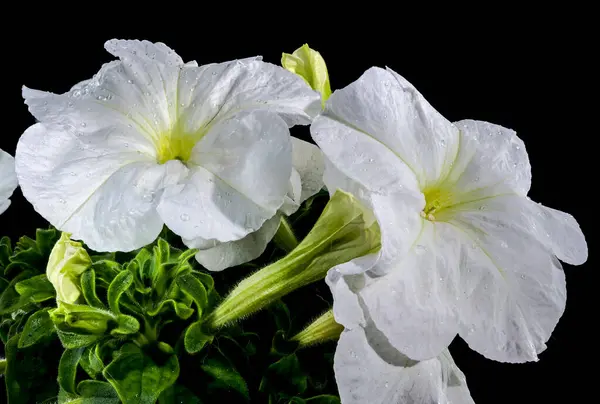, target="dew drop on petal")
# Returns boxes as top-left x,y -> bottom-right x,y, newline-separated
500,241 -> 508,248
180,213 -> 190,221
80,122 -> 86,127
142,193 -> 154,203
415,244 -> 426,254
